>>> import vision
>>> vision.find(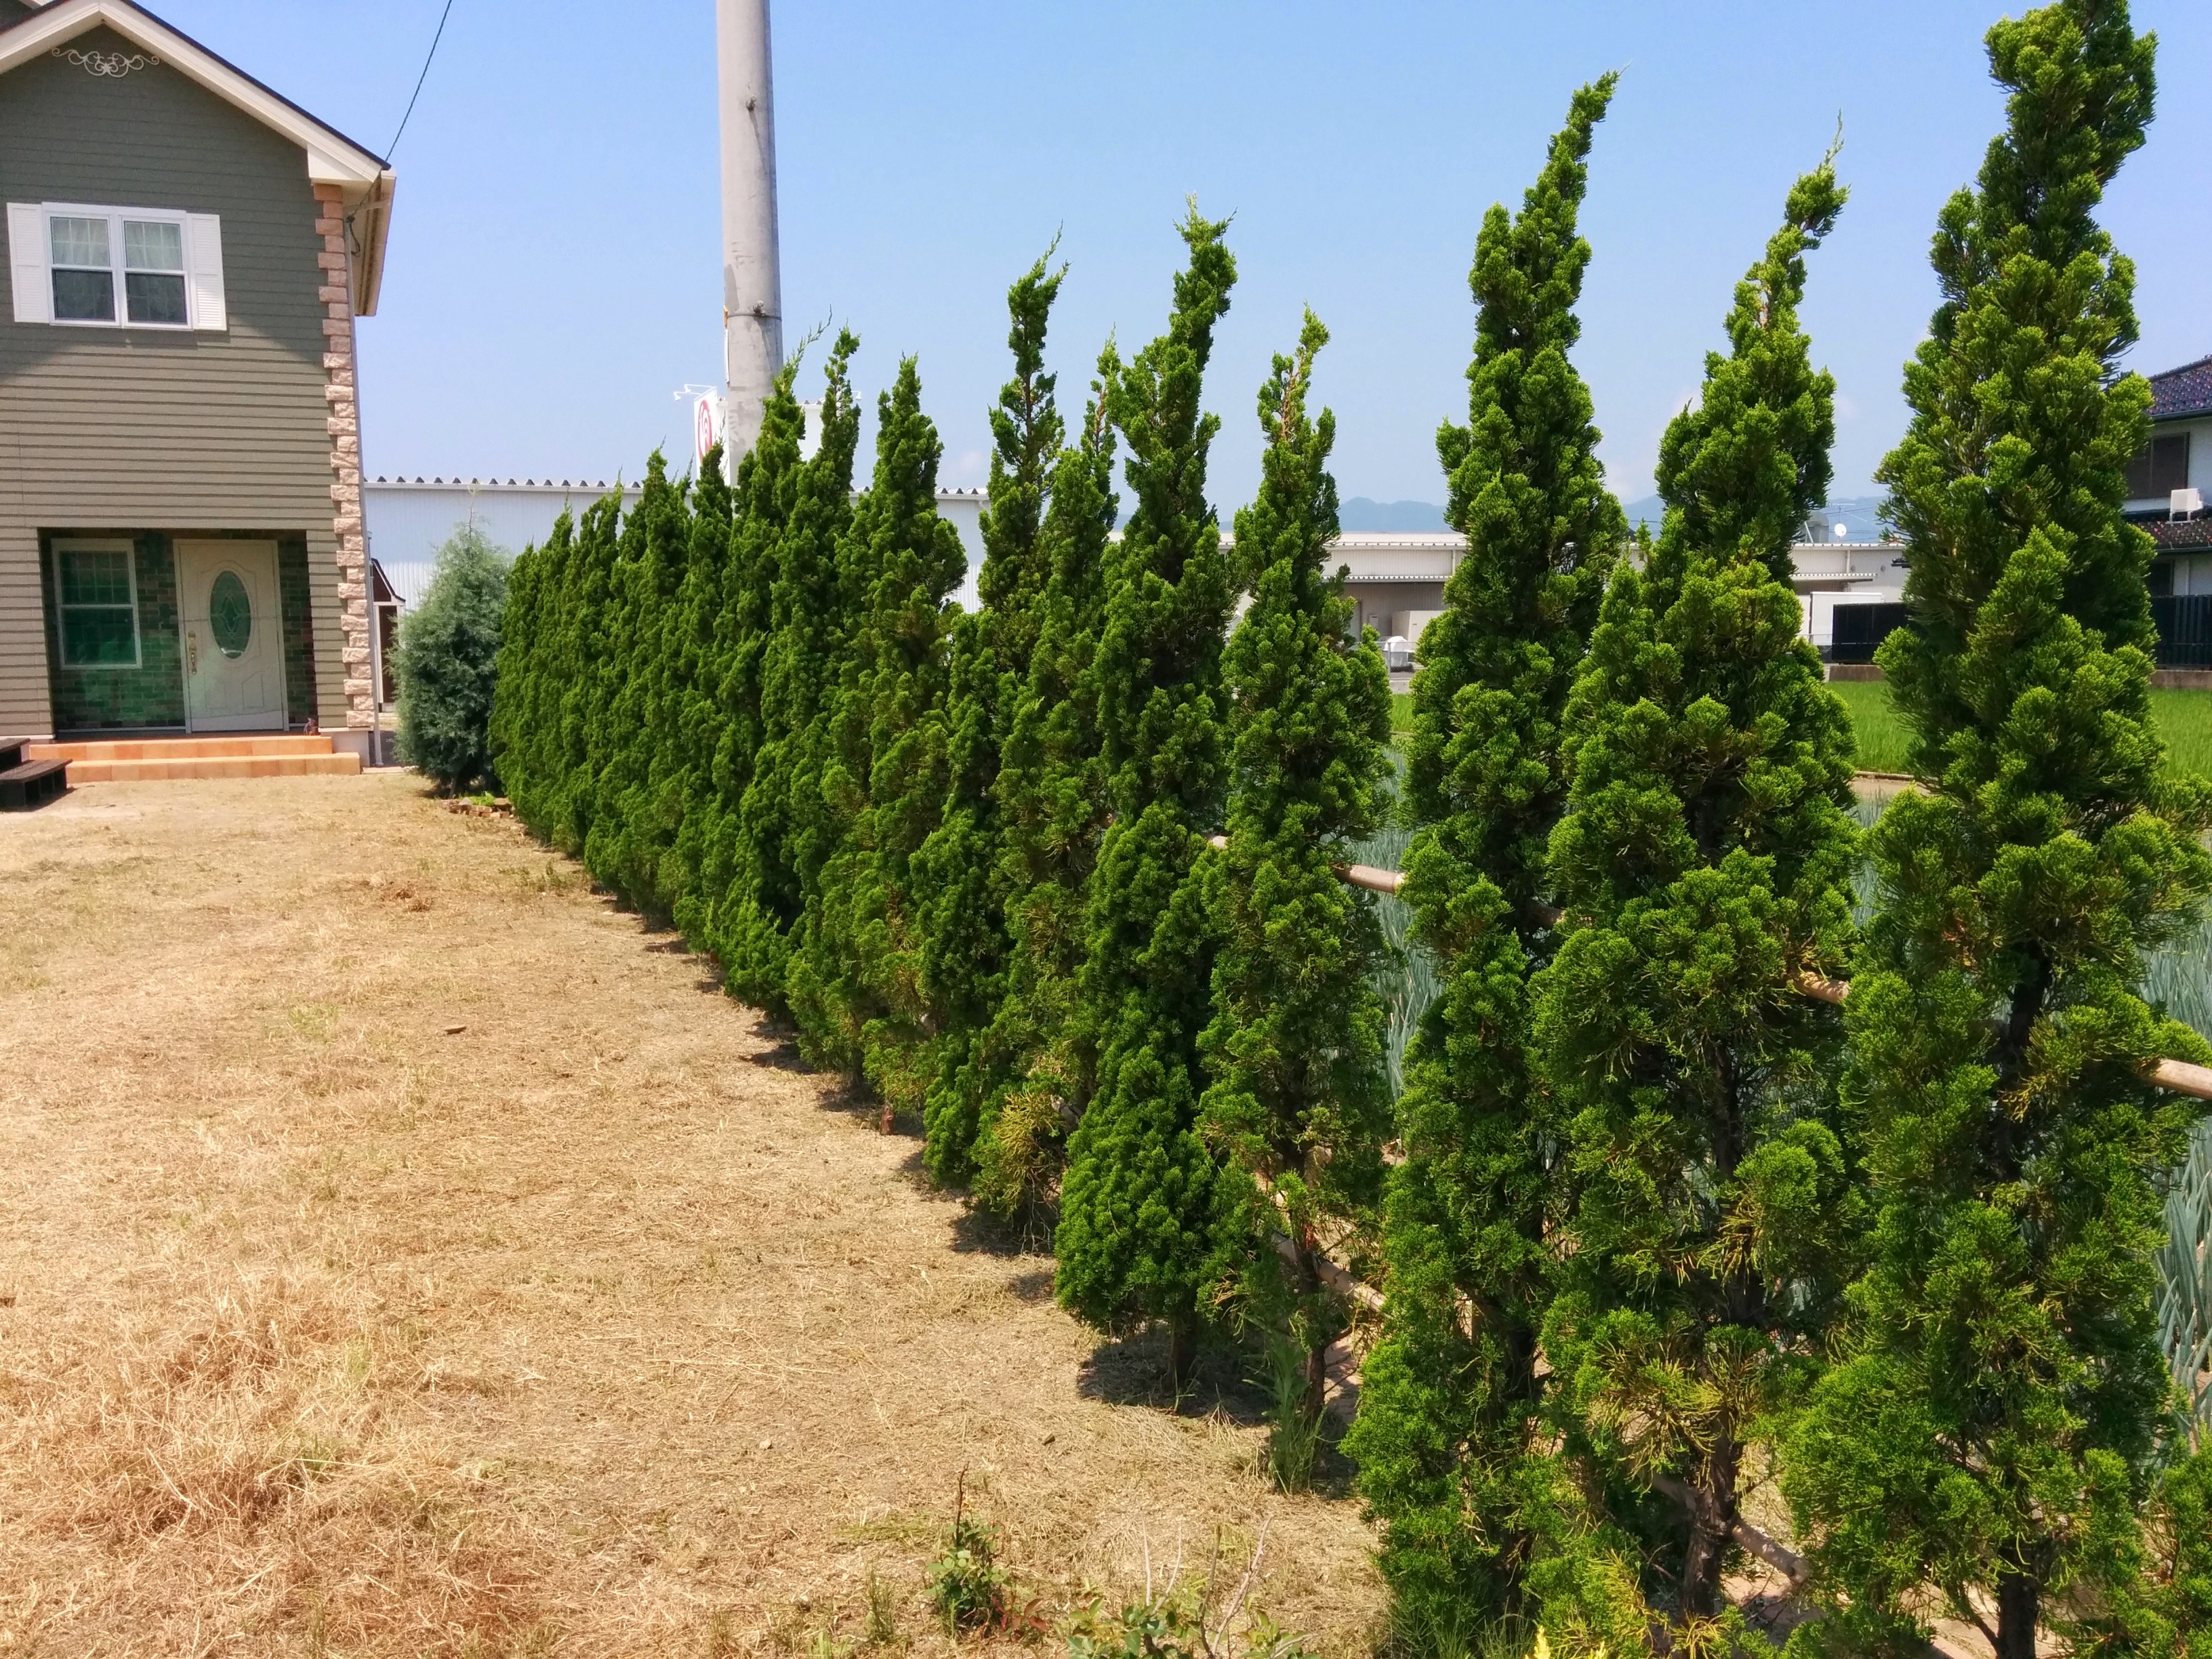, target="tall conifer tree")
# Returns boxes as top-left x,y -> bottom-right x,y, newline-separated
975,346 -> 1122,1218
589,455 -> 693,912
790,359 -> 968,1093
1055,206 -> 1238,1380
1343,79 -> 1623,1630
1199,311 -> 1393,1478
916,253 -> 1069,1183
489,506 -> 571,836
1531,160 -> 1858,1639
655,443 -> 737,932
1782,6 -> 2212,1653
680,380 -> 806,955
717,334 -> 863,1016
